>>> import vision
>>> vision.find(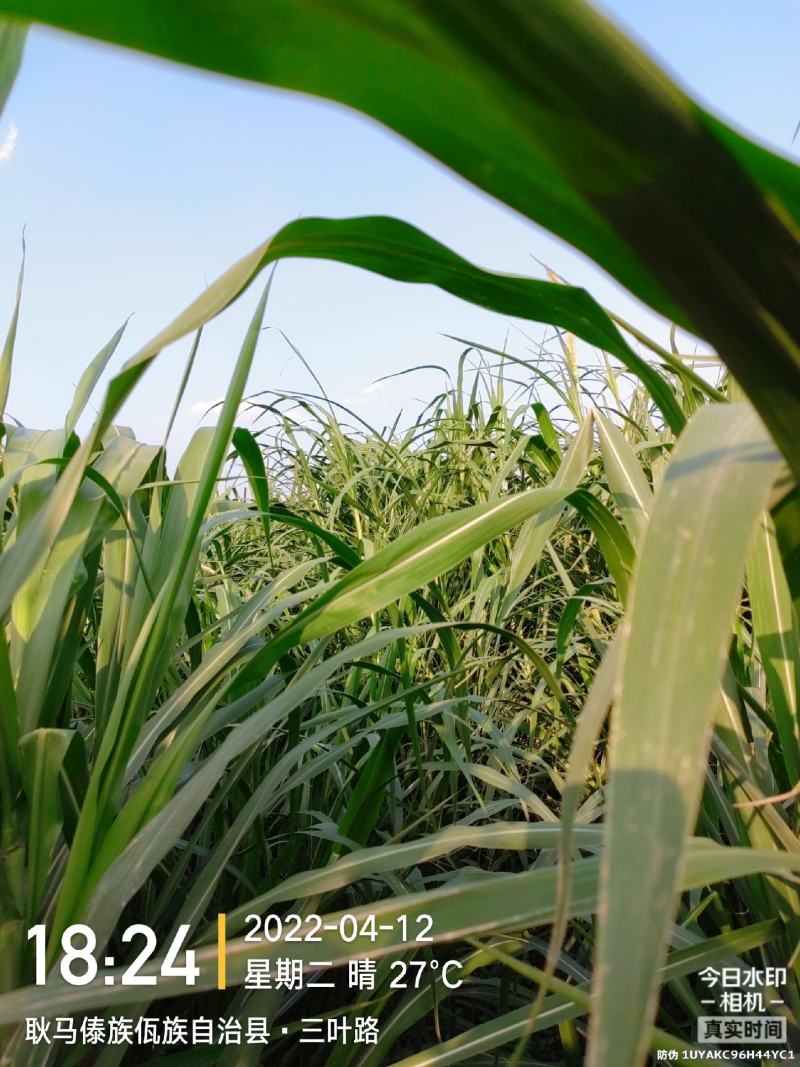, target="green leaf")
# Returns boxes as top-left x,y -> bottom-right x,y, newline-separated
0,232 -> 24,421
746,511 -> 800,785
266,217 -> 684,433
225,822 -> 603,934
0,17 -> 24,118
500,414 -> 593,619
268,483 -> 572,665
0,216 -> 679,624
568,487 -> 635,606
8,433 -> 157,733
591,403 -> 783,1067
64,320 -> 128,436
231,426 -> 272,554
17,729 -> 81,923
773,486 -> 800,616
49,284 -> 272,944
596,411 -> 653,548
